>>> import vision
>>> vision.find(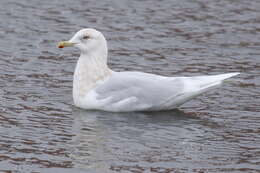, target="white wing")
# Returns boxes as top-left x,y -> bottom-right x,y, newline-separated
88,72 -> 239,112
